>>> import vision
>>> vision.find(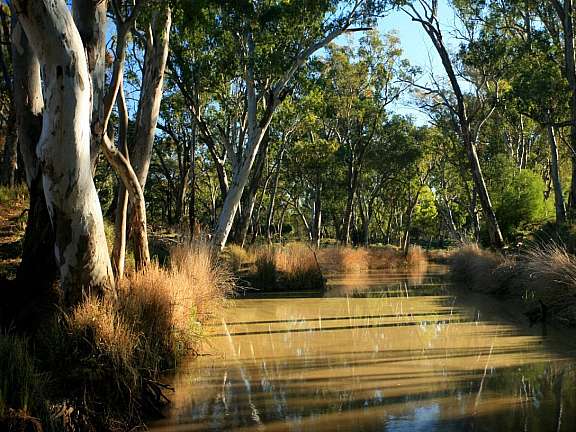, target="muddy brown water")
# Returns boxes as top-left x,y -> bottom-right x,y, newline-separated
148,265 -> 576,431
